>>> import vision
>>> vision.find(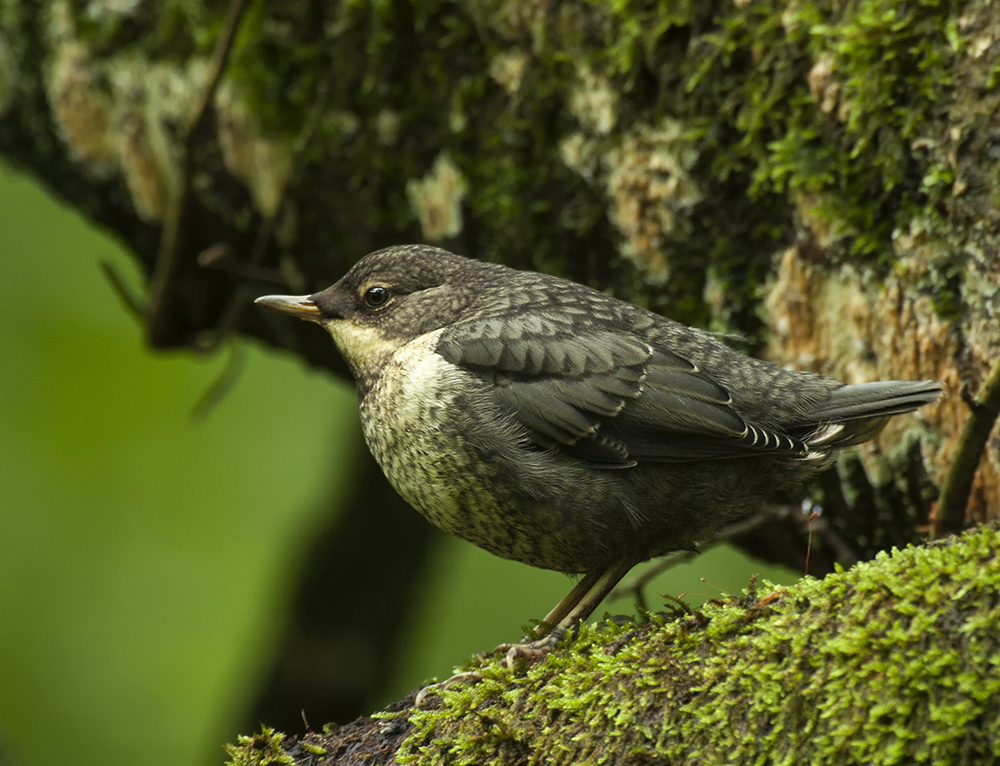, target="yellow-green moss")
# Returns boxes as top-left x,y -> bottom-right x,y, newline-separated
225,727 -> 295,766
398,525 -> 1000,765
